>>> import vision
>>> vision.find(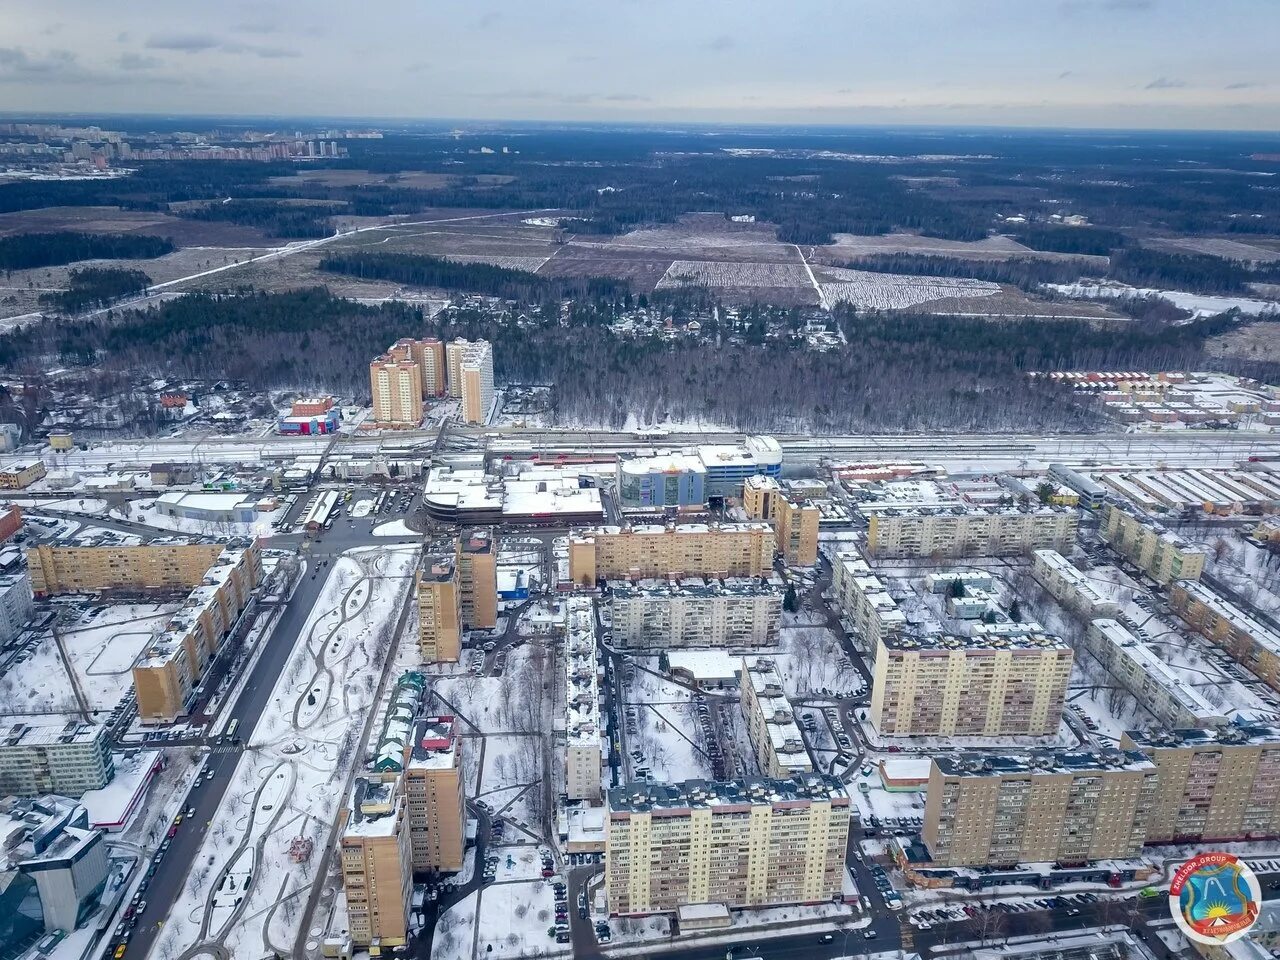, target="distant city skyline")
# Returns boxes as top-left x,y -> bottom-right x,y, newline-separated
0,0 -> 1277,130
